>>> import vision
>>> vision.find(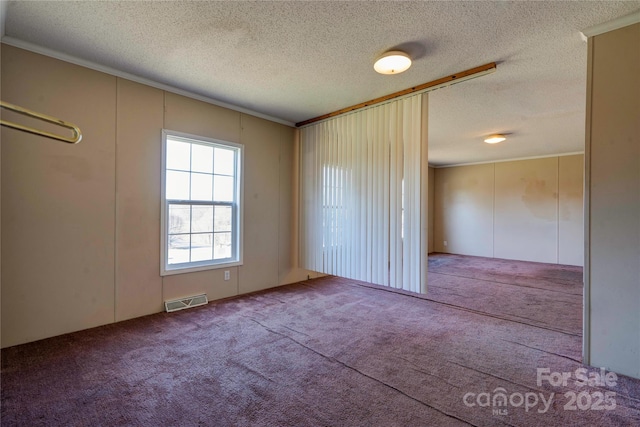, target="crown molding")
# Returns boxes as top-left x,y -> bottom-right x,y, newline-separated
581,10 -> 640,38
0,37 -> 295,127
431,151 -> 585,169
